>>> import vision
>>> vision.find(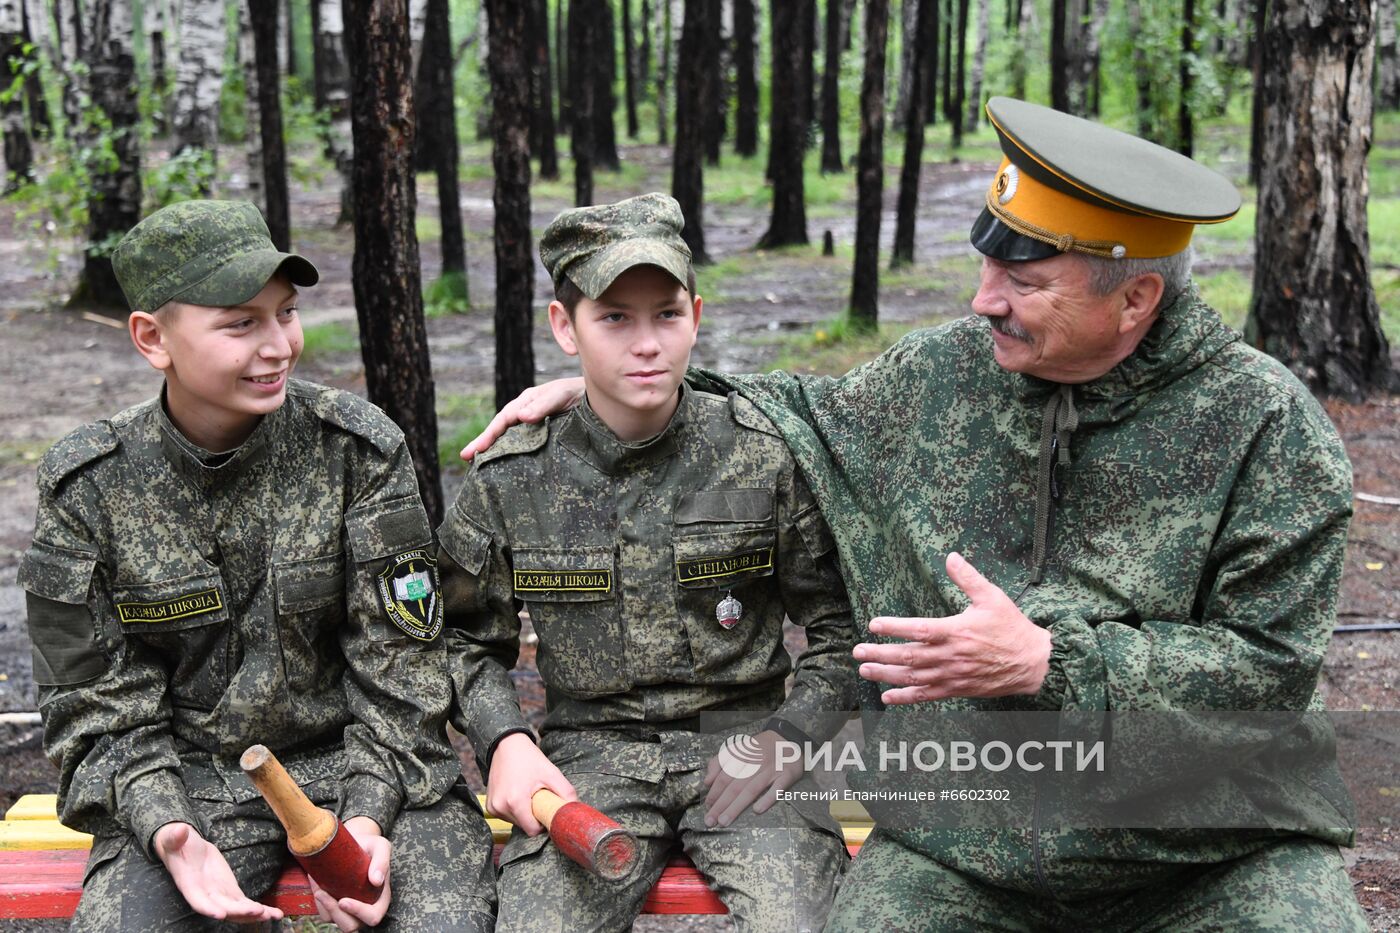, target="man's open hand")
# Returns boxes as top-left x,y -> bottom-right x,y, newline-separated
854,552 -> 1051,703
